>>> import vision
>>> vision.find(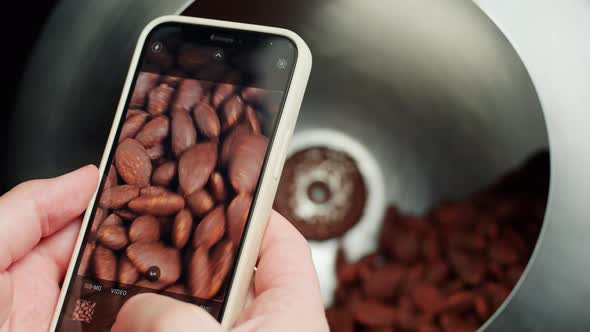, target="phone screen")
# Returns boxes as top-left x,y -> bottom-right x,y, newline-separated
54,22 -> 297,331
